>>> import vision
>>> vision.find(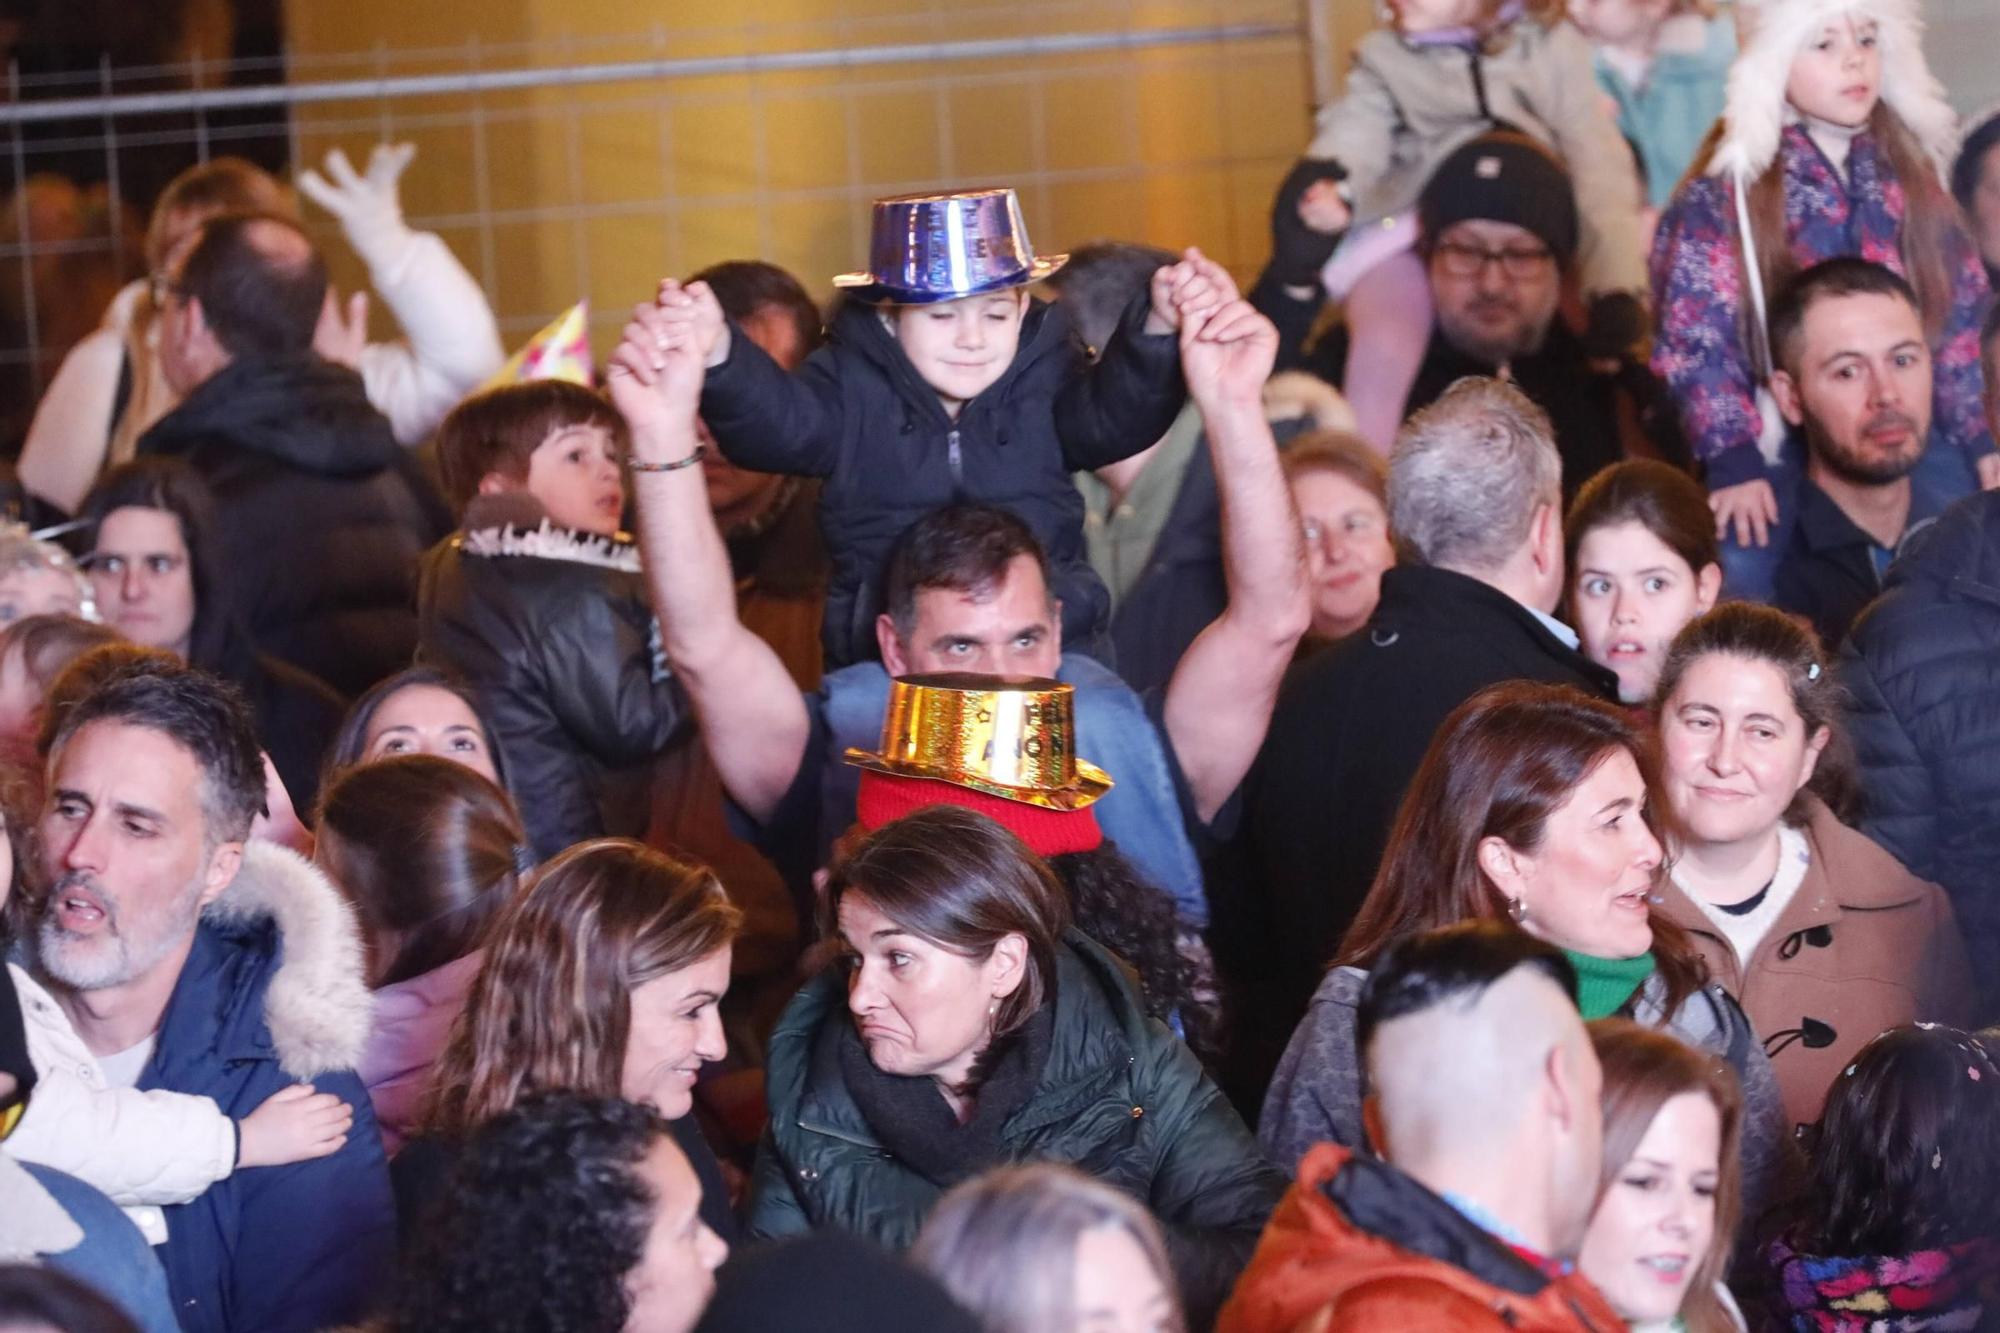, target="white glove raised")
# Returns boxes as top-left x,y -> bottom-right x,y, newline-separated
298,142 -> 417,271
